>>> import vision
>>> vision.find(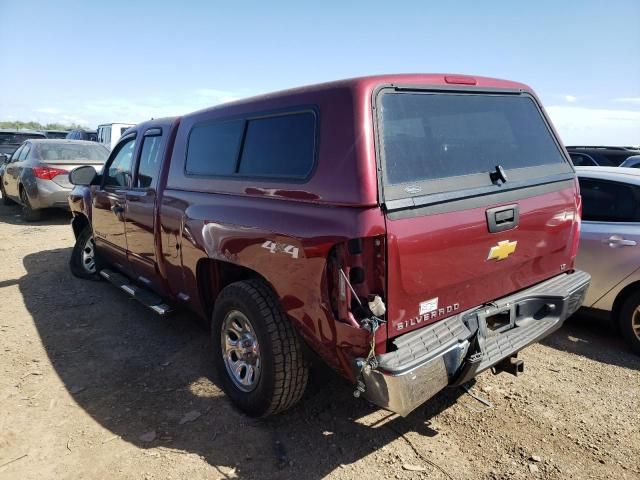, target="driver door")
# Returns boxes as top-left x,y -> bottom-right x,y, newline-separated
92,134 -> 137,275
